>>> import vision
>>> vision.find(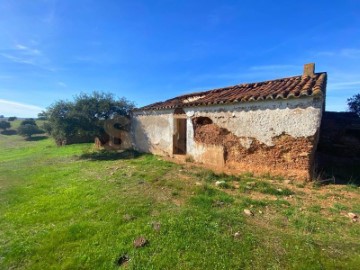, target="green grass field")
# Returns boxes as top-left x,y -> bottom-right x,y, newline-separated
1,122 -> 360,269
